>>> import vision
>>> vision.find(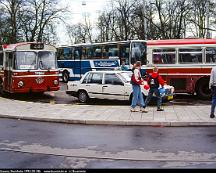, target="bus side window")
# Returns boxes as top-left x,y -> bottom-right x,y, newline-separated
63,47 -> 73,60
103,46 -> 109,59
57,48 -> 64,60
152,49 -> 176,64
74,47 -> 82,60
82,47 -> 86,59
106,44 -> 119,58
86,46 -> 94,59
93,45 -> 102,59
179,48 -> 202,64
206,48 -> 216,63
153,54 -> 163,64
